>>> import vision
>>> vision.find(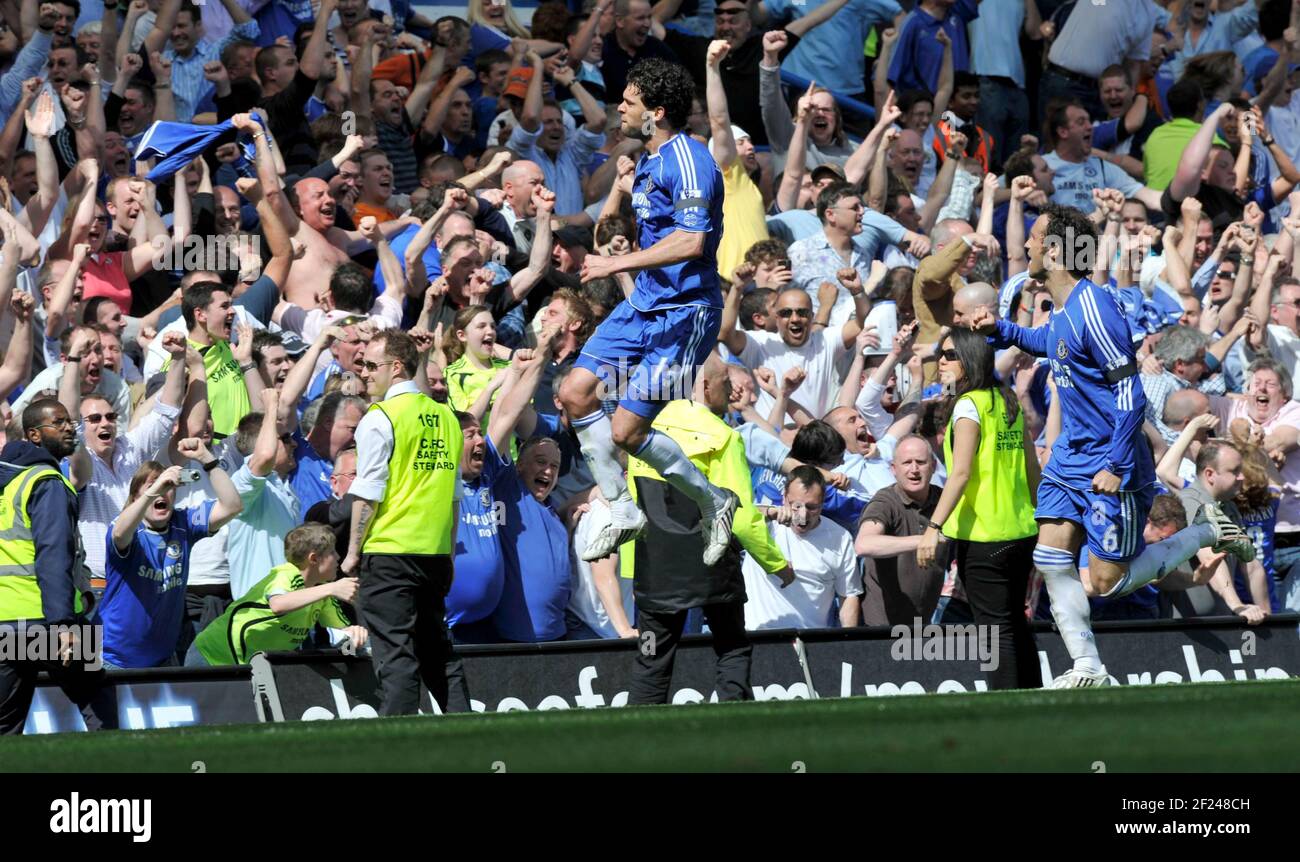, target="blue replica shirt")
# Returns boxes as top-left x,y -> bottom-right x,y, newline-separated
289,432 -> 332,517
100,501 -> 214,668
1239,495 -> 1280,611
887,0 -> 979,94
491,457 -> 571,642
450,436 -> 507,628
628,132 -> 725,312
991,278 -> 1154,491
751,465 -> 869,533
